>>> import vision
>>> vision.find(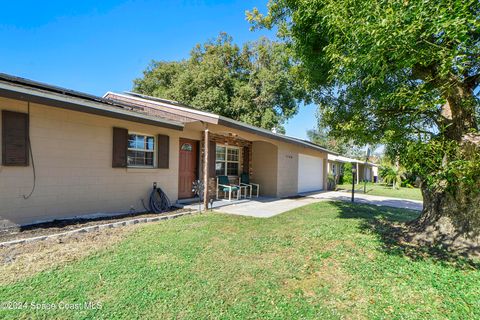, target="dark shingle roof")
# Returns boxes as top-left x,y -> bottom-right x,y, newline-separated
0,73 -> 183,130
